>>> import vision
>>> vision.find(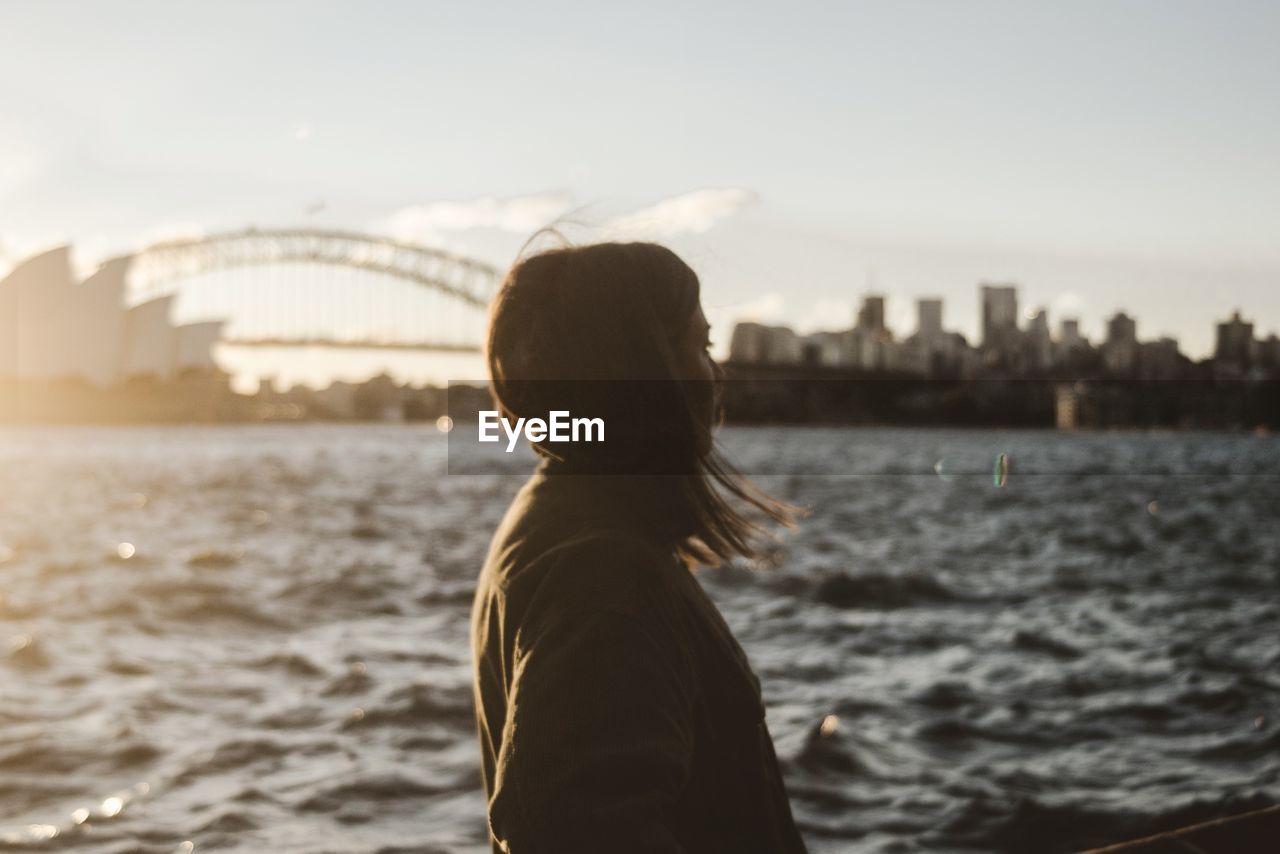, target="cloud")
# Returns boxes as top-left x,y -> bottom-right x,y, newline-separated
381,188 -> 754,248
604,188 -> 757,239
385,192 -> 574,245
136,221 -> 206,248
800,298 -> 856,333
729,292 -> 787,324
